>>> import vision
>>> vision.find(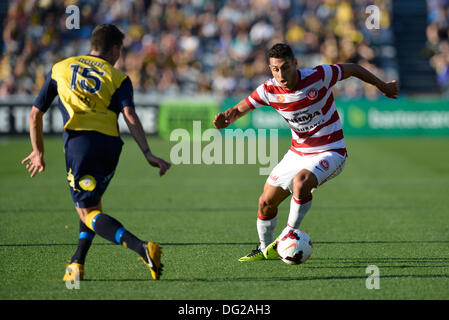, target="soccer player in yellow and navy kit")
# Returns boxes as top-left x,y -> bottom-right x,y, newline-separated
21,24 -> 171,281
